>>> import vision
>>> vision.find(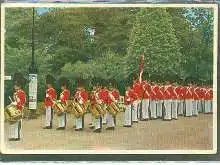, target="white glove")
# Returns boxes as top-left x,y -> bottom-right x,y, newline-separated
46,94 -> 49,97
12,102 -> 17,105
